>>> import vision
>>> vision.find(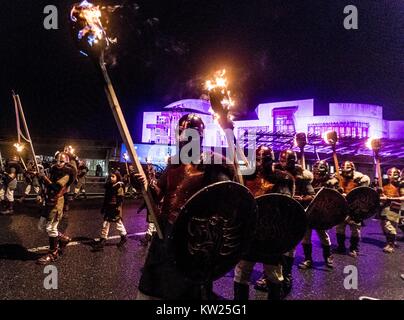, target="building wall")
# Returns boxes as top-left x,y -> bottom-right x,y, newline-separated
142,99 -> 401,148
329,103 -> 385,138
256,99 -> 315,132
388,121 -> 404,140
